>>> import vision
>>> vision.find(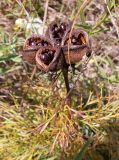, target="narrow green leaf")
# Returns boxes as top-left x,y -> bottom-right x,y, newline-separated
75,138 -> 92,160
